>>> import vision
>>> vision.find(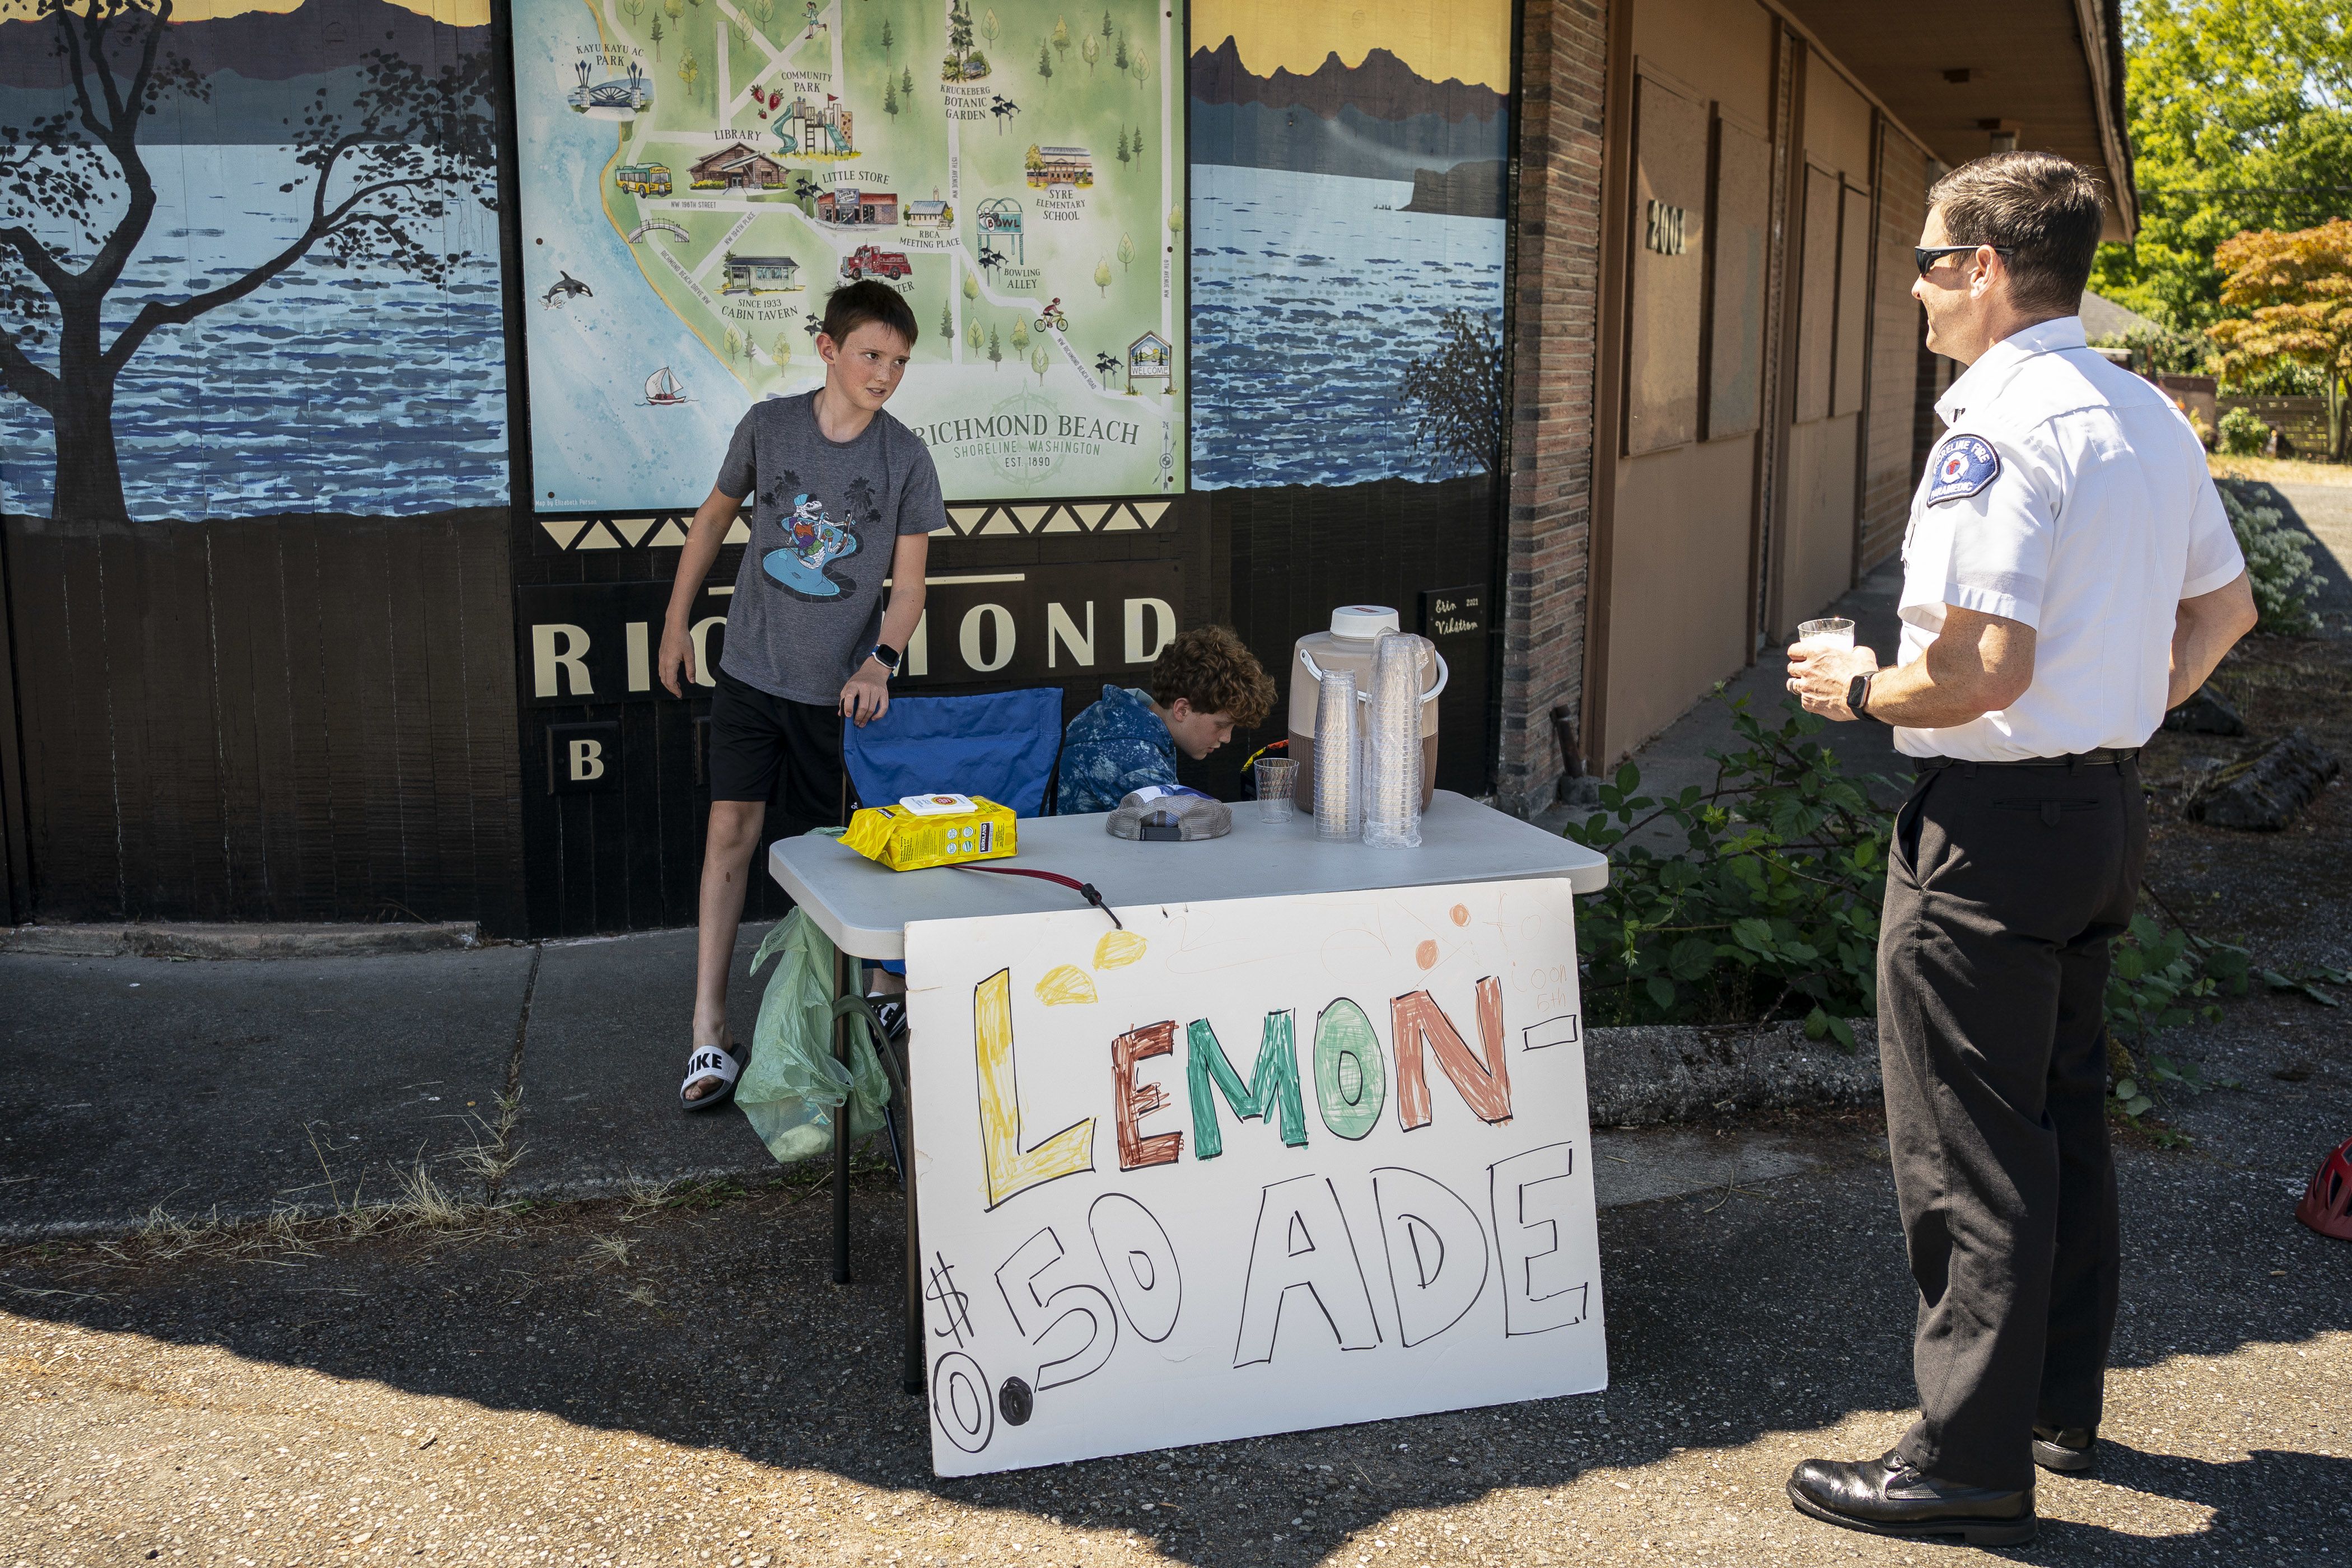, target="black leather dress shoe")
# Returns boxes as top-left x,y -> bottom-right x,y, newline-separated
1786,1450 -> 2036,1546
2032,1426 -> 2096,1473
